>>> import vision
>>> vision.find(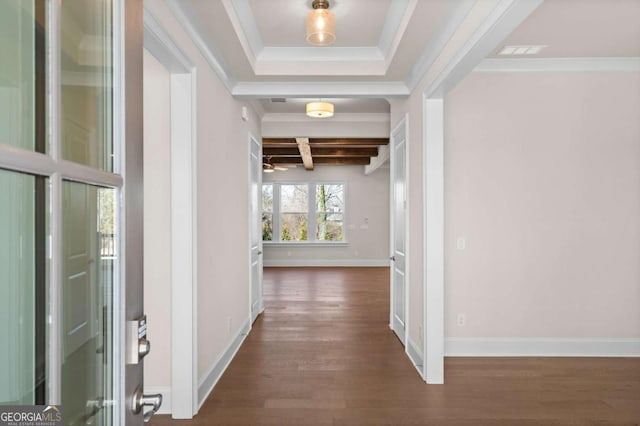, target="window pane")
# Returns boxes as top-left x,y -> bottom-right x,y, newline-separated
316,213 -> 343,241
61,0 -> 113,171
281,184 -> 308,213
281,213 -> 308,241
316,184 -> 344,212
262,212 -> 273,241
0,169 -> 47,404
262,184 -> 273,212
62,181 -> 115,424
0,1 -> 46,153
